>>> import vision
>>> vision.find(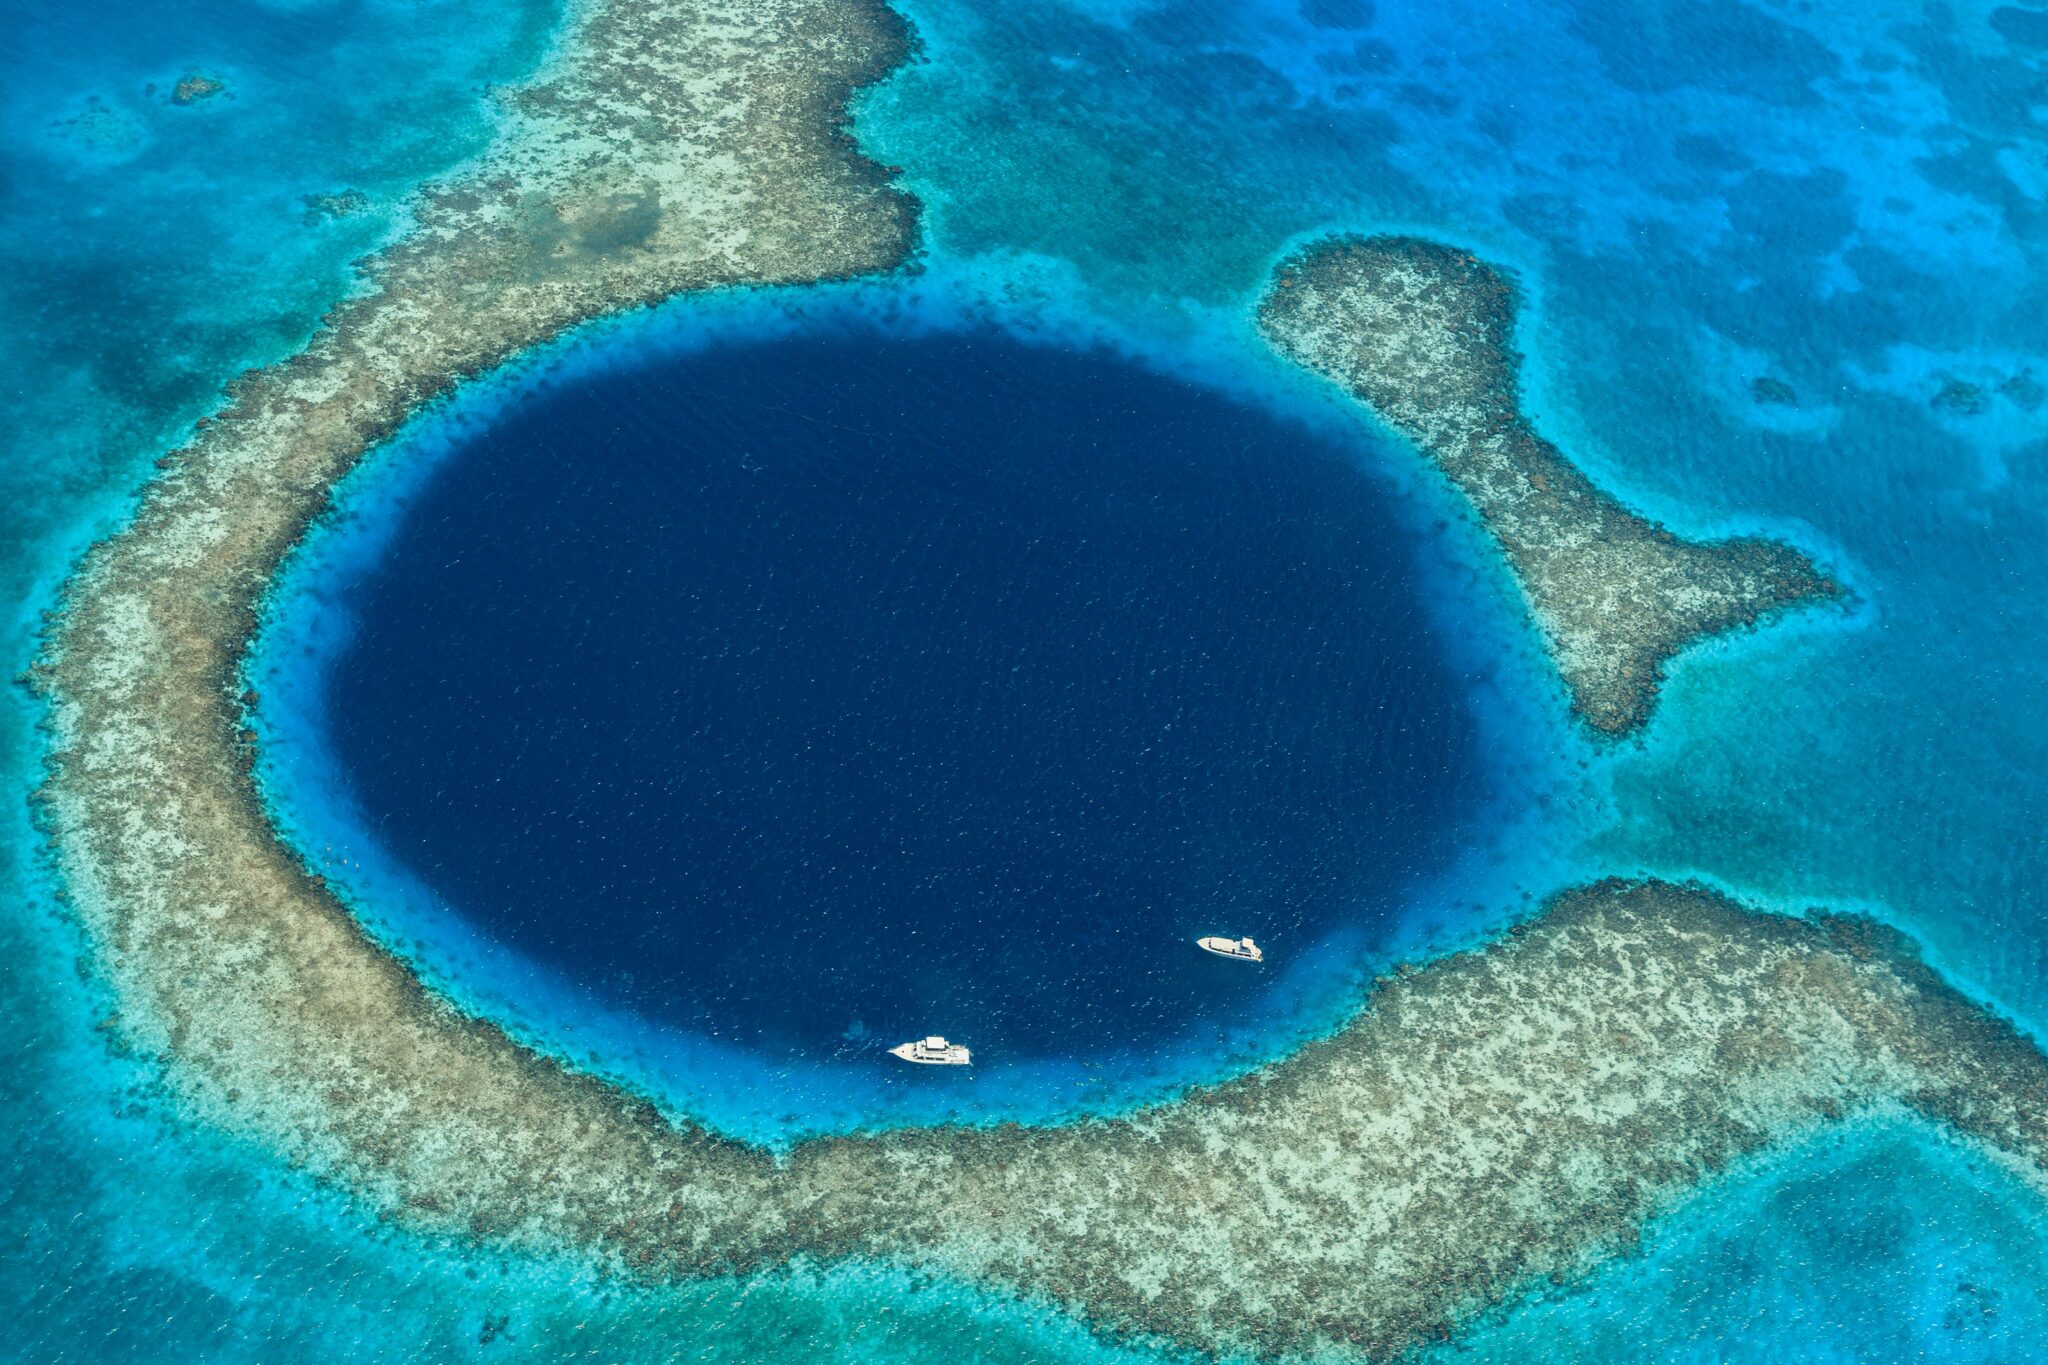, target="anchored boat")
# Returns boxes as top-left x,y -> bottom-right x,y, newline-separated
890,1035 -> 972,1066
1197,935 -> 1263,962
